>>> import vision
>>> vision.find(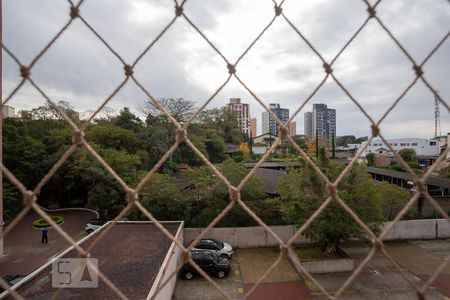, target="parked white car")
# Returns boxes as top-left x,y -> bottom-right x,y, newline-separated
191,239 -> 233,259
85,219 -> 106,233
